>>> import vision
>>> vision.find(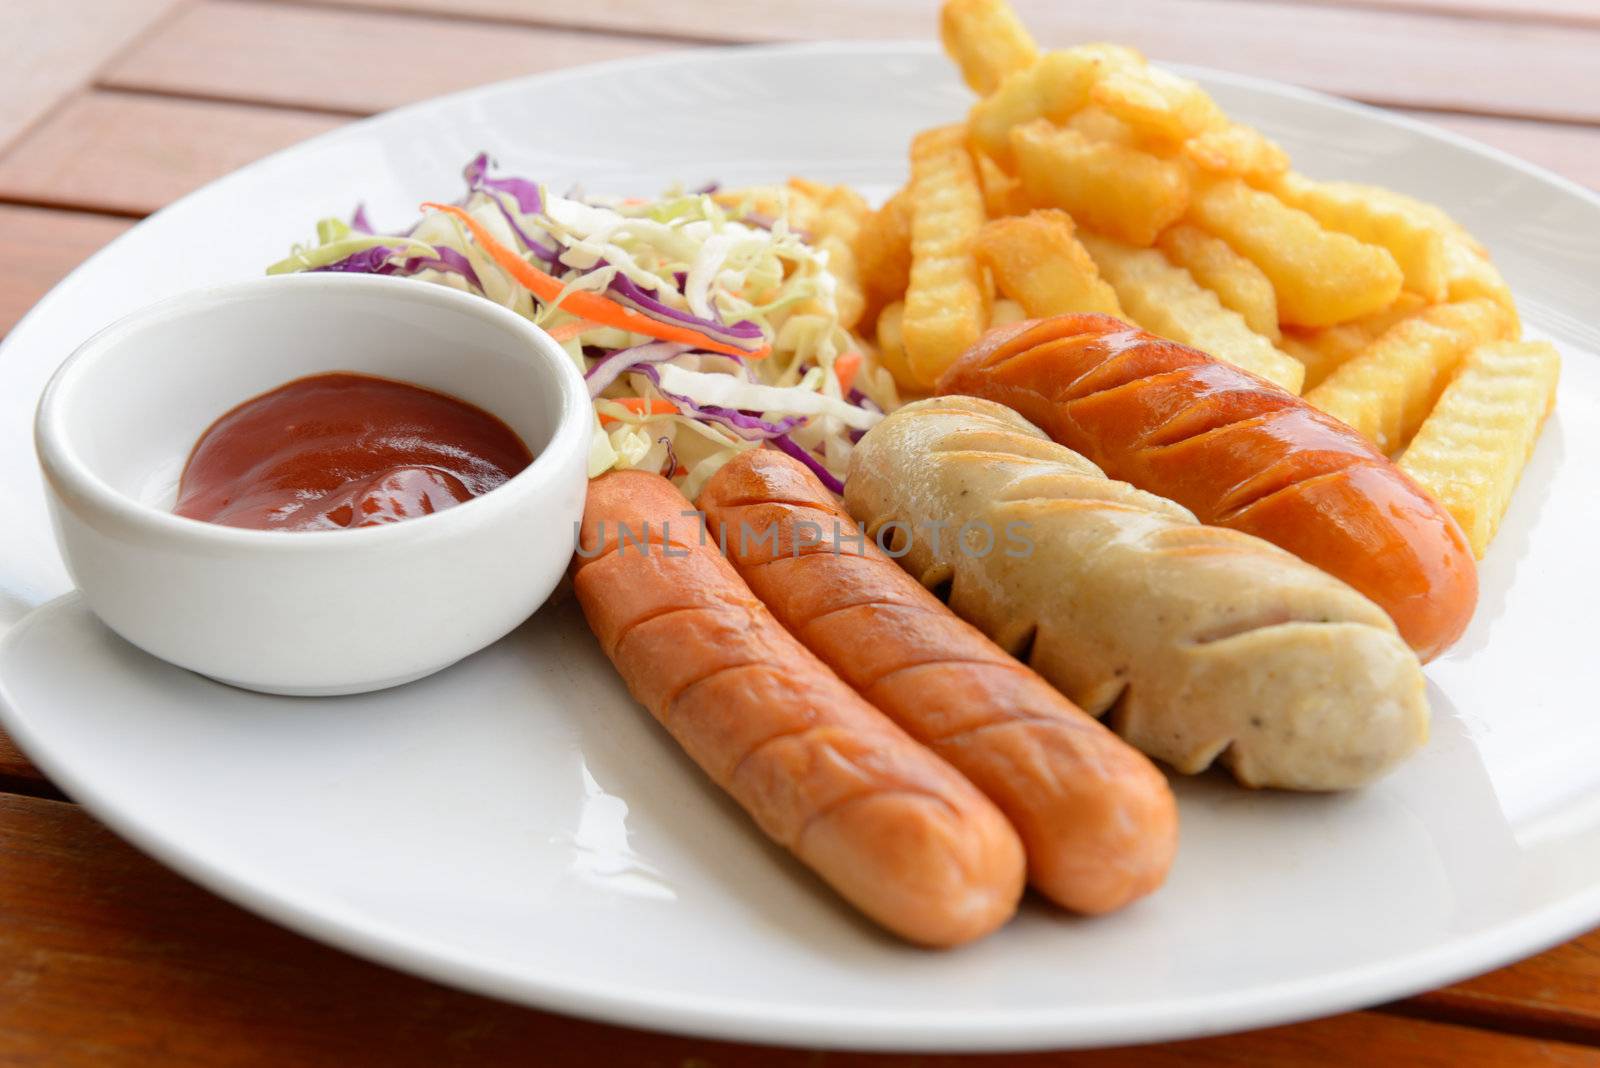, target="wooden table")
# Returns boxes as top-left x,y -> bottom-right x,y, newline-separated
3,2 -> 1598,1063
